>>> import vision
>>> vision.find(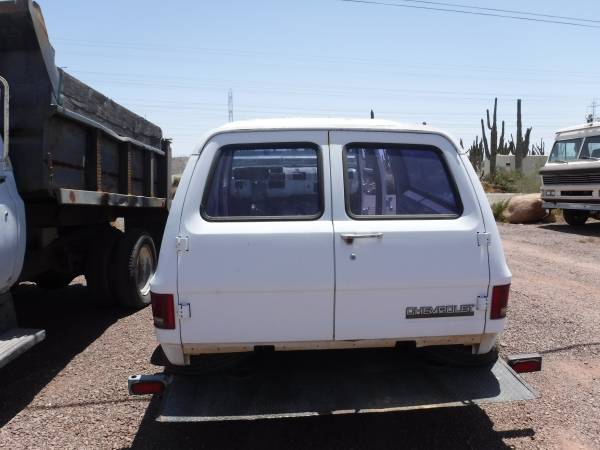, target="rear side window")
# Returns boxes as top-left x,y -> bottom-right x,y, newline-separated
344,144 -> 461,218
203,144 -> 322,220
